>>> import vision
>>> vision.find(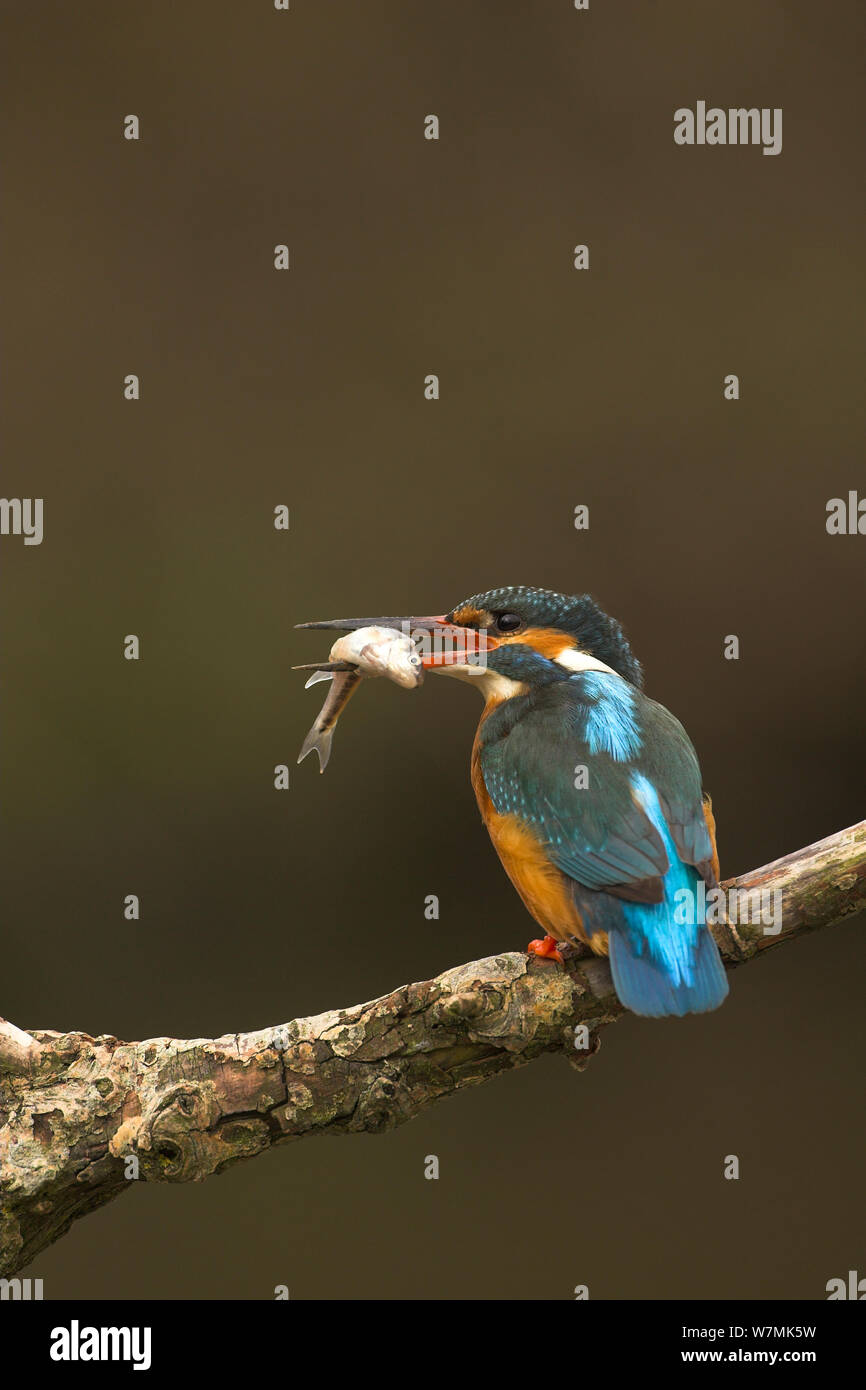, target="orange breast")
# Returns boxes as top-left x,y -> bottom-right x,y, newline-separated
702,795 -> 721,882
471,713 -> 601,954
